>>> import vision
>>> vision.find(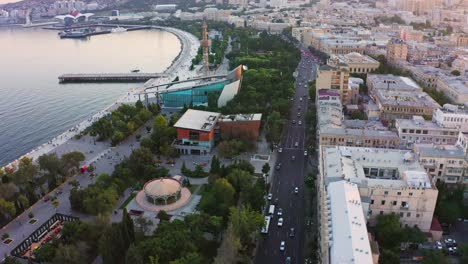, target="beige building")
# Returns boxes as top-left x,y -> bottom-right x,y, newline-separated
317,90 -> 400,149
414,144 -> 467,185
327,53 -> 380,74
436,77 -> 468,105
432,104 -> 468,131
386,38 -> 408,63
457,35 -> 468,47
371,89 -> 440,121
316,64 -> 350,104
367,74 -> 440,121
319,146 -> 438,232
395,116 -> 460,148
